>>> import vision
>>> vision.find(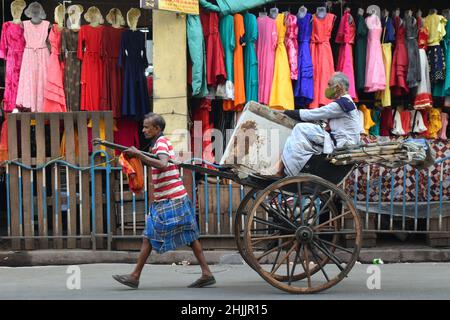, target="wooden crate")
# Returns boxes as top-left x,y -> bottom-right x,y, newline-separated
427,217 -> 450,247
